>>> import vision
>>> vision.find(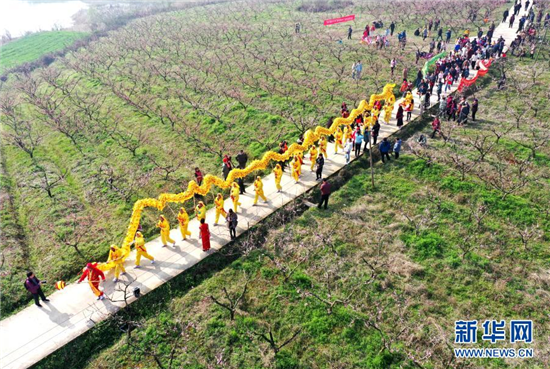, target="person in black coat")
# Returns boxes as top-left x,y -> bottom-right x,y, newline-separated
371,120 -> 381,145
315,154 -> 324,180
236,150 -> 248,169
471,98 -> 478,121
